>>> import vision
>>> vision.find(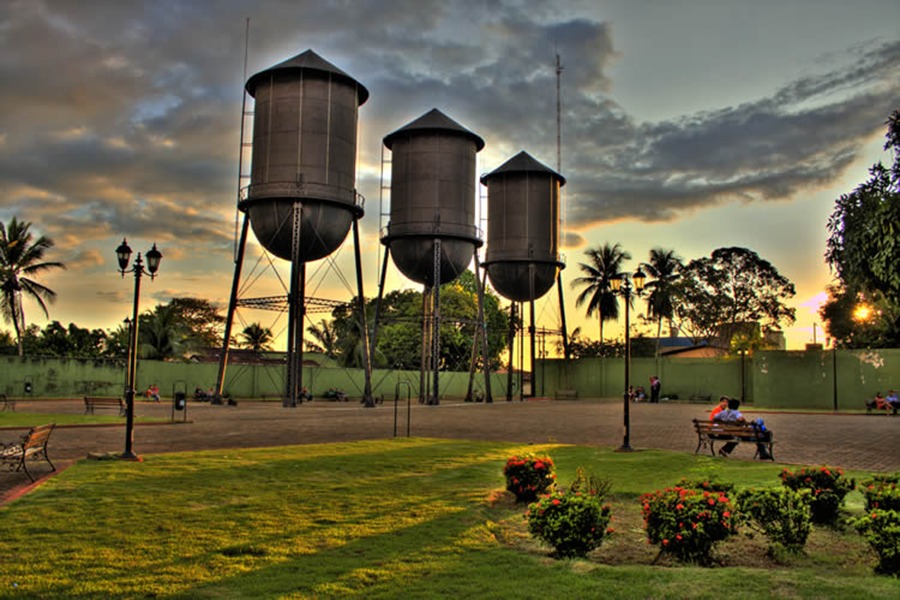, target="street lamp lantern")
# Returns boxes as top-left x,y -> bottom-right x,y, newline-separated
633,268 -> 646,292
145,243 -> 162,276
115,238 -> 162,460
116,239 -> 133,272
